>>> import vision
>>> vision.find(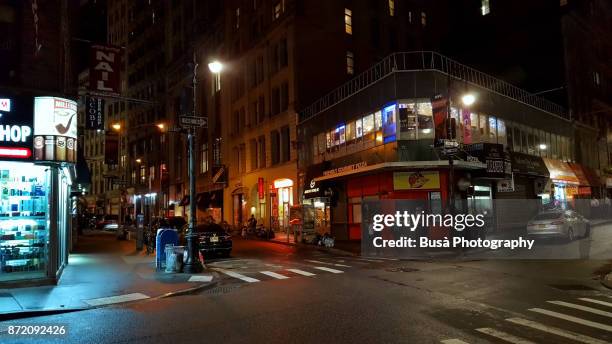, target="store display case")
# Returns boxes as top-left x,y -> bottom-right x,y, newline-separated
0,163 -> 50,280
